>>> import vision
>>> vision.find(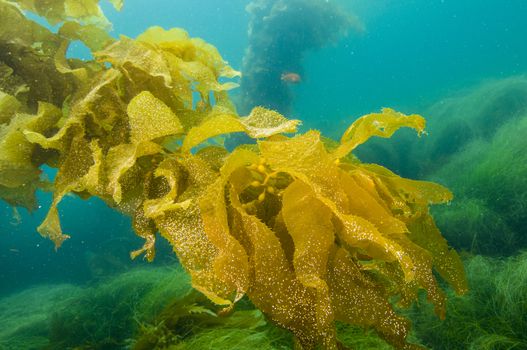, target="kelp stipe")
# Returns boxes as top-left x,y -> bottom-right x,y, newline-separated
0,1 -> 466,349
